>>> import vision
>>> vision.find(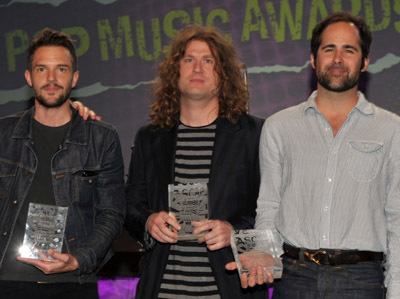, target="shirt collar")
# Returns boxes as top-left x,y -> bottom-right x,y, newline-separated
303,90 -> 374,116
12,104 -> 87,145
